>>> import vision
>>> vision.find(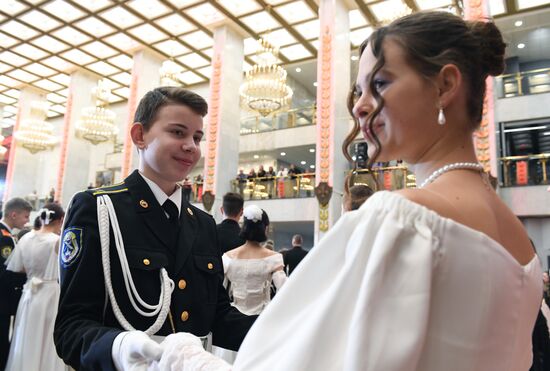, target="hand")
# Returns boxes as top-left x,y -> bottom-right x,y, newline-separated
112,331 -> 163,371
156,333 -> 231,371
